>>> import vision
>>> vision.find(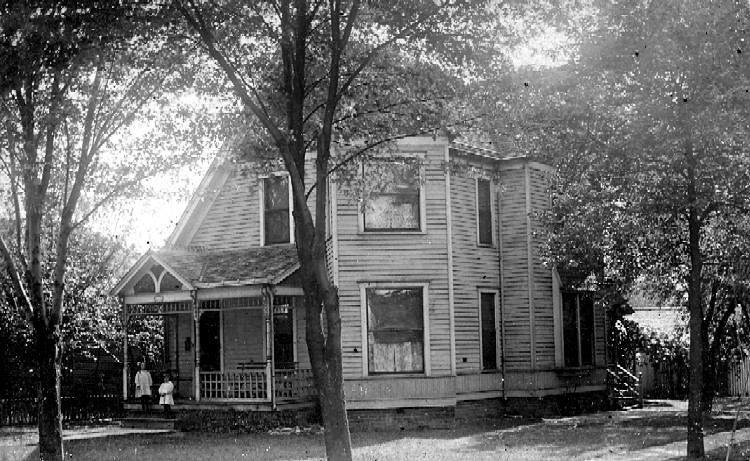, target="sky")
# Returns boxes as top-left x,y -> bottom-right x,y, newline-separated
86,14 -> 574,256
